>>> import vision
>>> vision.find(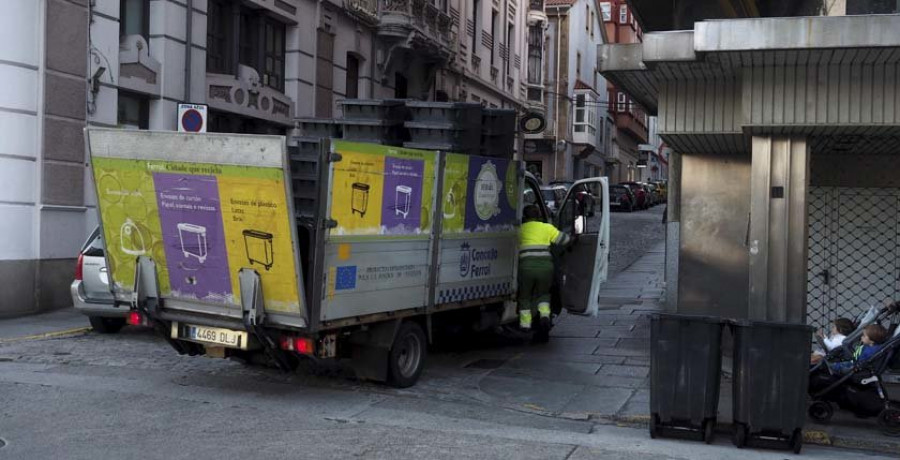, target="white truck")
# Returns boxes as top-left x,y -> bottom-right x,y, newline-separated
86,128 -> 609,387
